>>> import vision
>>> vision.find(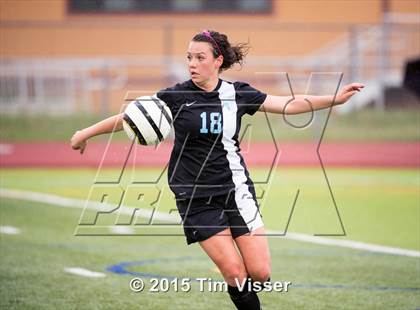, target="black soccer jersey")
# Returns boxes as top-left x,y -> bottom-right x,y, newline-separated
156,79 -> 267,199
